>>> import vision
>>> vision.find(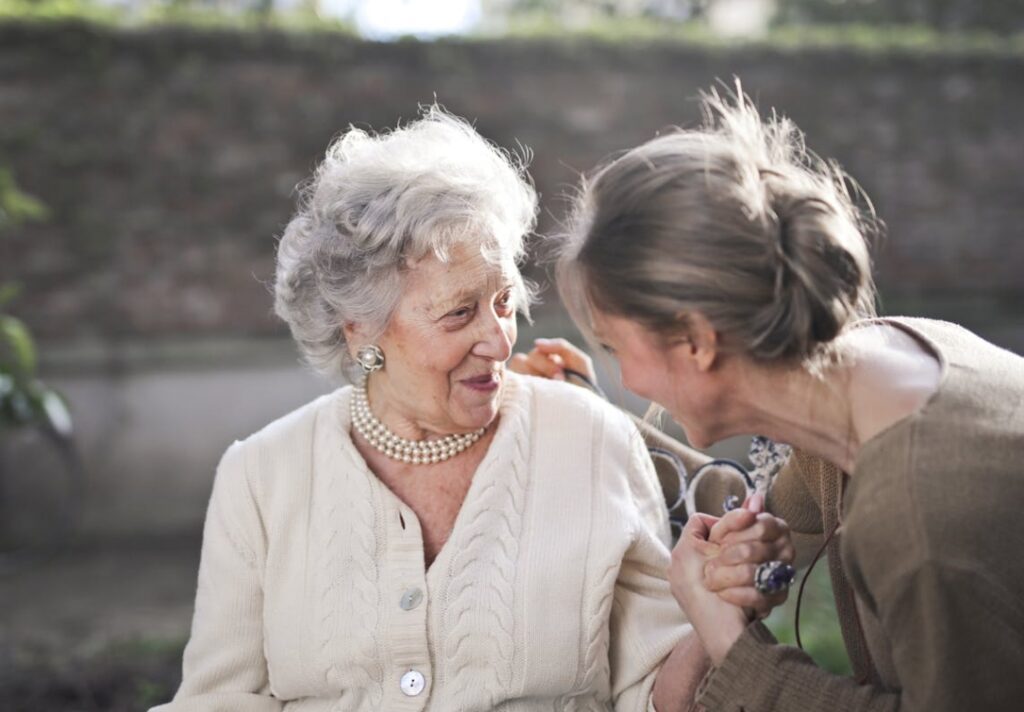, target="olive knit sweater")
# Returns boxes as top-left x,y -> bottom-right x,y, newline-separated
696,318 -> 1024,711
